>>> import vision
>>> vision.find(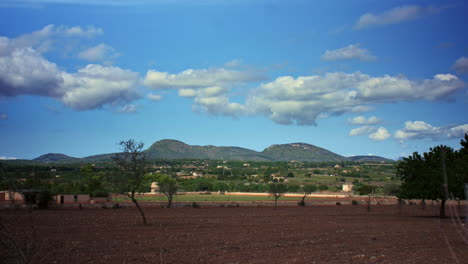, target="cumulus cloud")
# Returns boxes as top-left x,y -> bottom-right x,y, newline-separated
143,68 -> 264,89
0,47 -> 64,97
143,66 -> 264,117
245,72 -> 464,126
369,127 -> 391,141
147,93 -> 162,102
78,43 -> 118,62
321,44 -> 376,61
1,24 -> 103,54
394,121 -> 468,141
60,64 -> 140,110
452,57 -> 468,74
349,126 -> 376,136
0,113 -> 7,120
356,73 -> 464,102
349,125 -> 390,141
348,115 -> 380,125
0,28 -> 140,111
354,5 -> 440,29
